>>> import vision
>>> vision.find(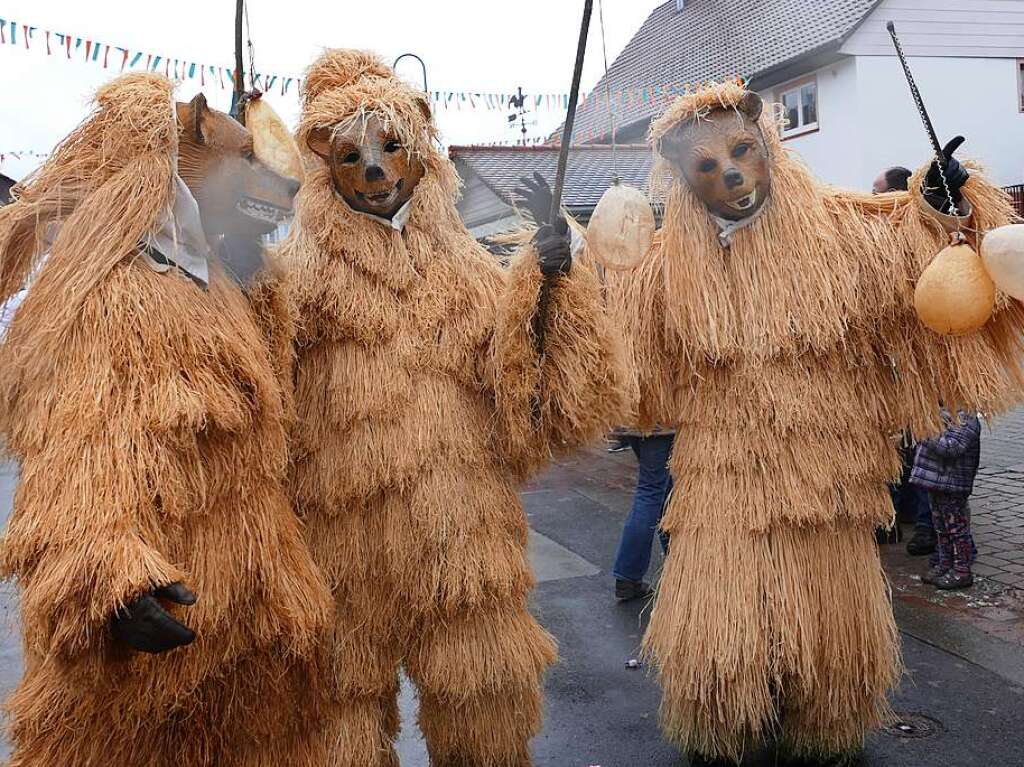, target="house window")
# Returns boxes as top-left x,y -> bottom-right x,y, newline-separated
1018,59 -> 1024,112
777,77 -> 819,139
